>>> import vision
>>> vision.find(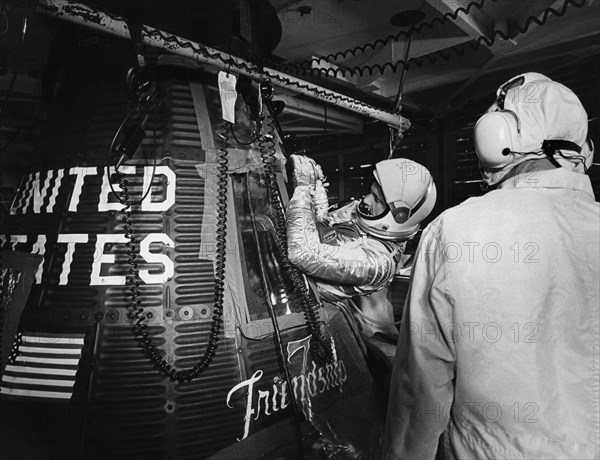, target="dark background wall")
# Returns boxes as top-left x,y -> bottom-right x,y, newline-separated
295,53 -> 599,223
